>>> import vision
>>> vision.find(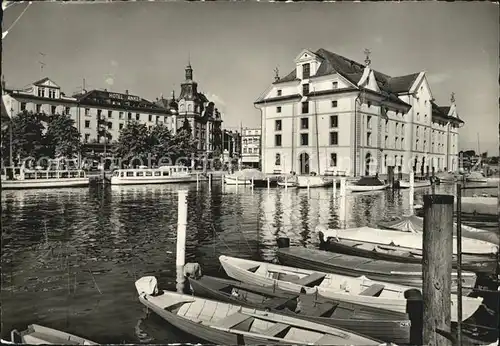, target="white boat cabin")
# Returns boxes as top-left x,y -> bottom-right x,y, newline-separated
1,158 -> 86,181
112,165 -> 190,178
